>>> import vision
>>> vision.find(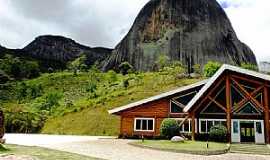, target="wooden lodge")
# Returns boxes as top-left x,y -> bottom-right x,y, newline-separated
109,64 -> 270,144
